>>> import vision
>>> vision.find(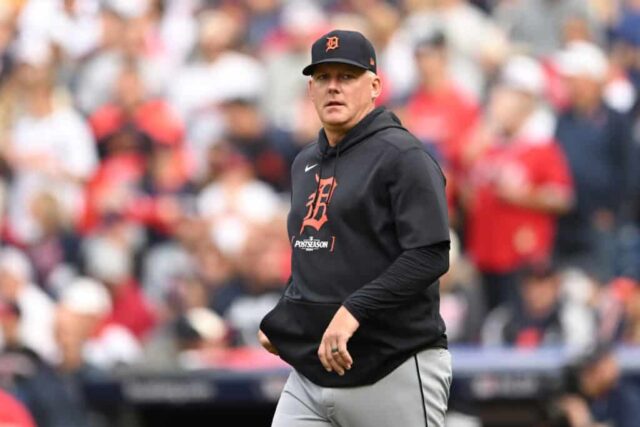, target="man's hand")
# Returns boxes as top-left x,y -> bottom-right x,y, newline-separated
318,306 -> 360,376
258,329 -> 278,355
